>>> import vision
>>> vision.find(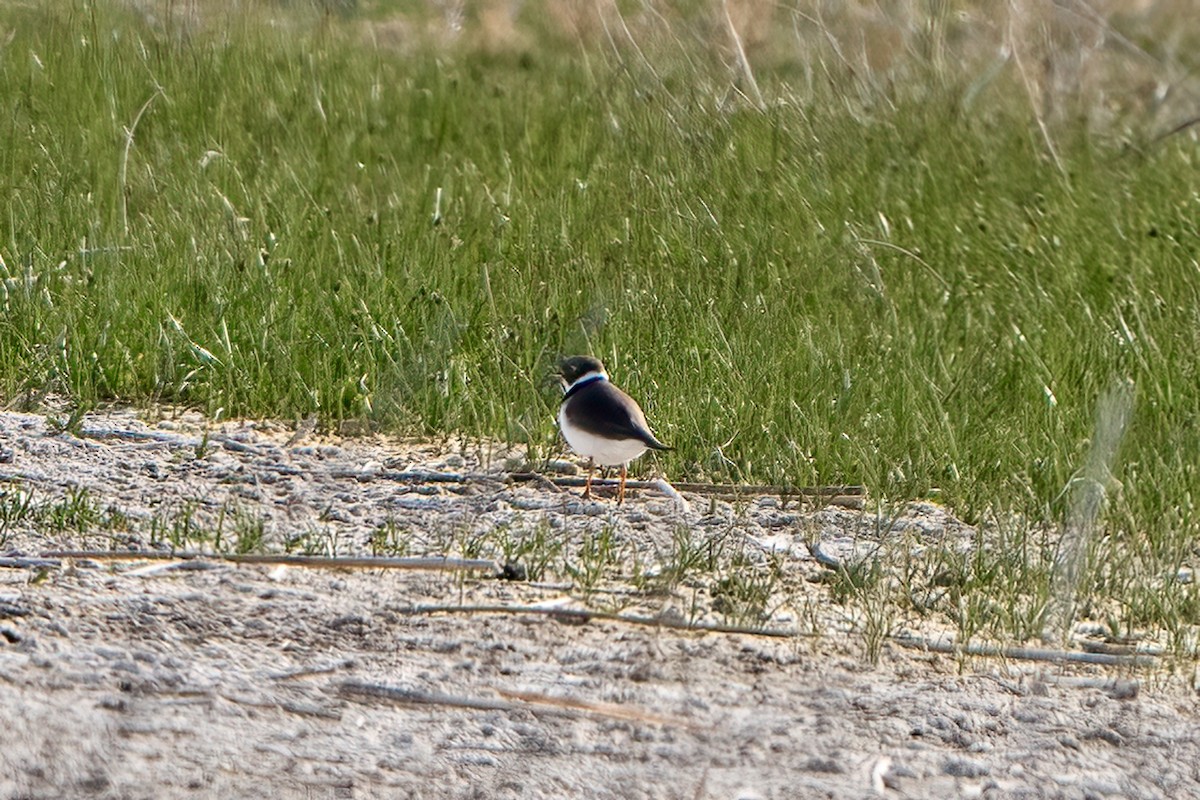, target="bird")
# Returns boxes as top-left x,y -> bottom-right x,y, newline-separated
555,355 -> 671,503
